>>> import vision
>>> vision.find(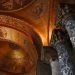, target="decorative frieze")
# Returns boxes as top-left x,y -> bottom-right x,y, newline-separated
0,0 -> 35,12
